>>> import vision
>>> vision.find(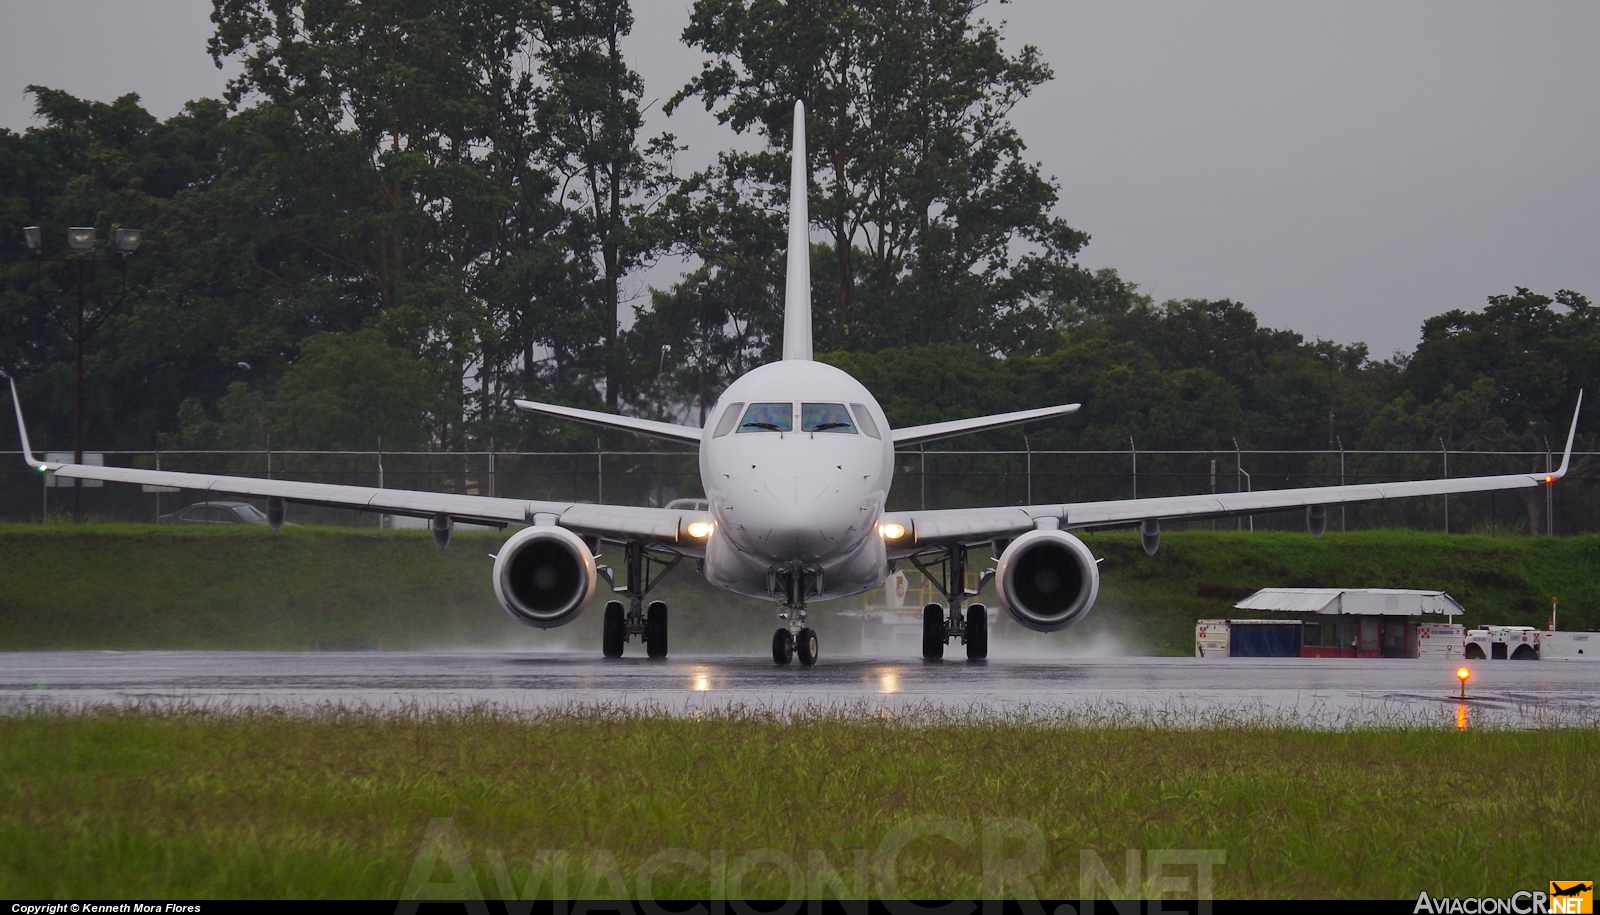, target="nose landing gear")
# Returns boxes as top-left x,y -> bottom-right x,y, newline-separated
771,564 -> 821,667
